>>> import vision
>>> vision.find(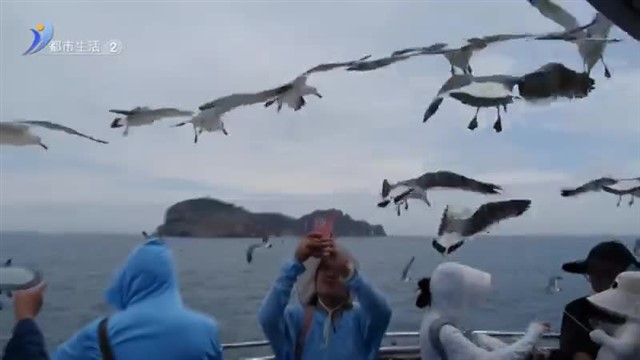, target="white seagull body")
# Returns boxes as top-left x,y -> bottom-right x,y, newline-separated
527,0 -> 620,78
264,54 -> 371,112
109,107 -> 193,136
0,120 -> 108,149
174,87 -> 290,143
